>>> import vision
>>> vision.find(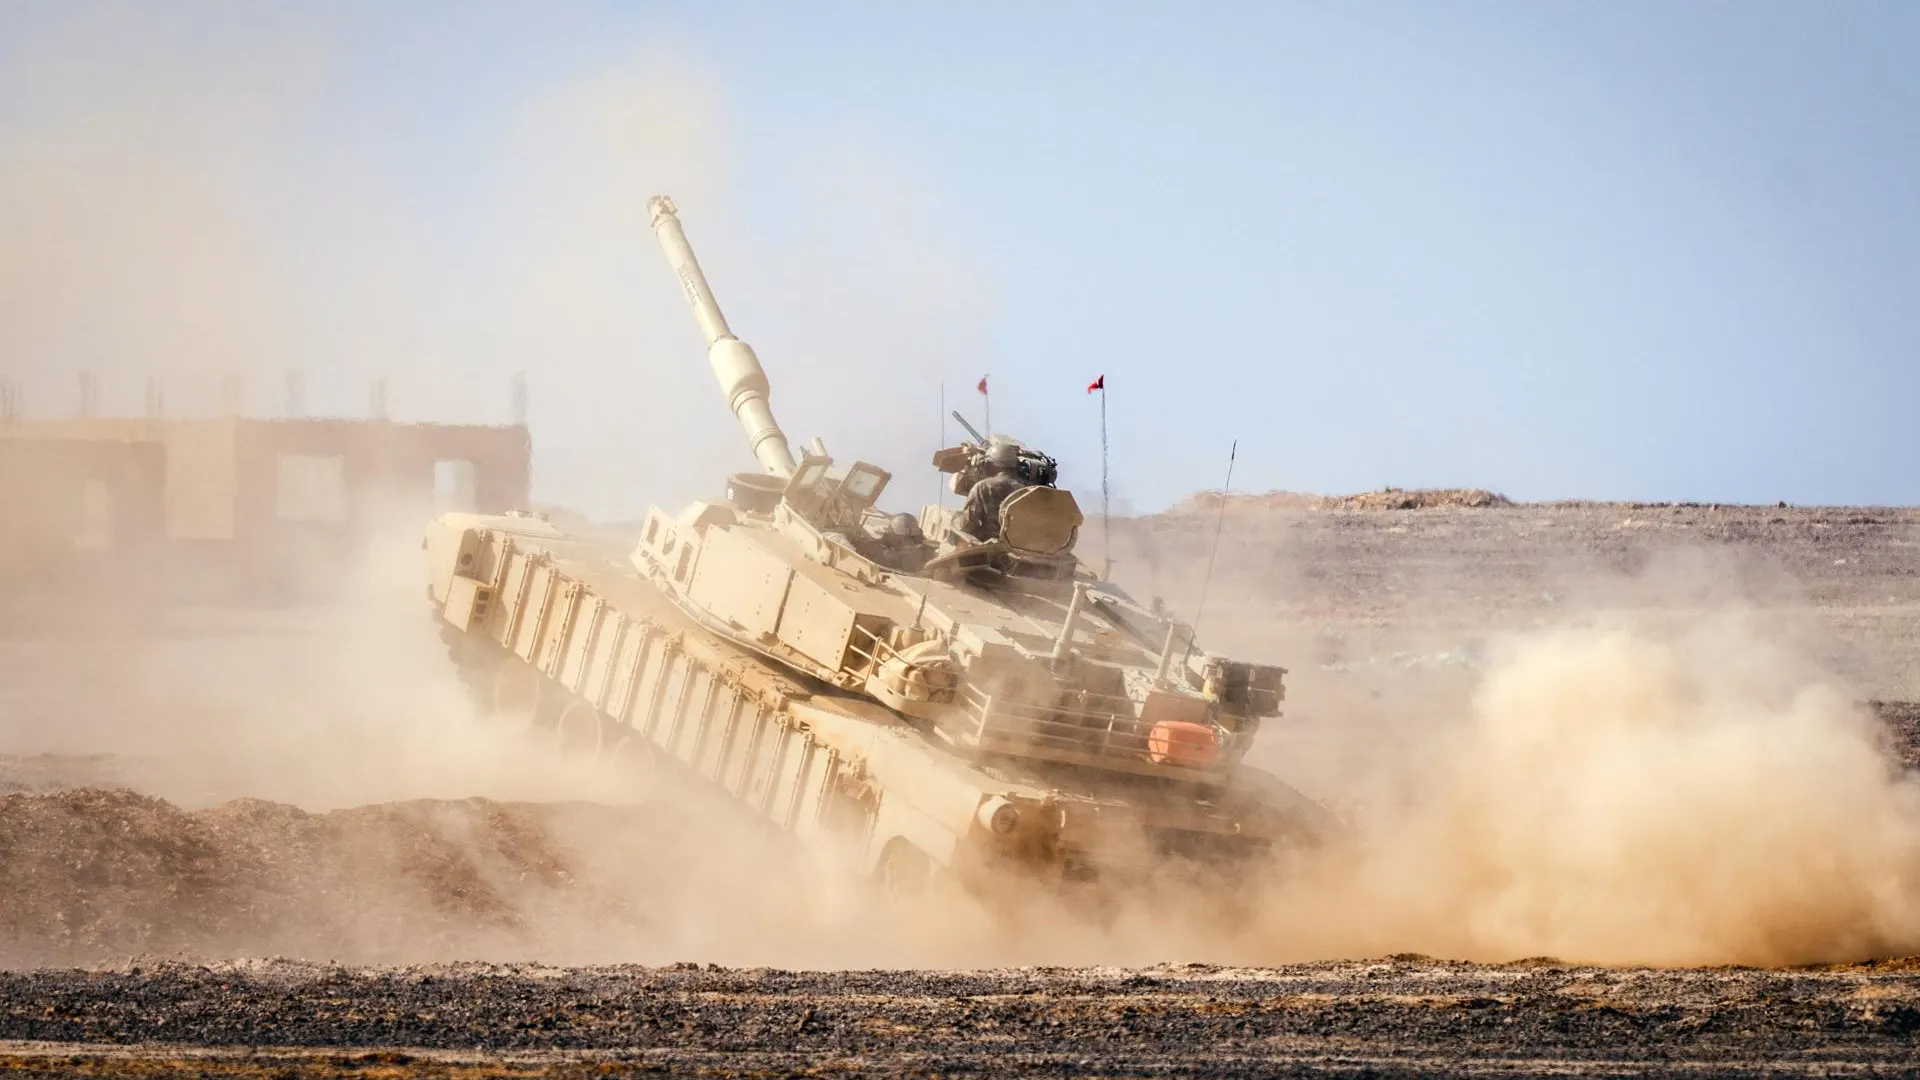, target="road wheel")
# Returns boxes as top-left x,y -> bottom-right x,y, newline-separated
876,840 -> 934,903
608,730 -> 662,783
492,663 -> 565,730
439,625 -> 494,713
554,699 -> 607,758
491,663 -> 542,725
